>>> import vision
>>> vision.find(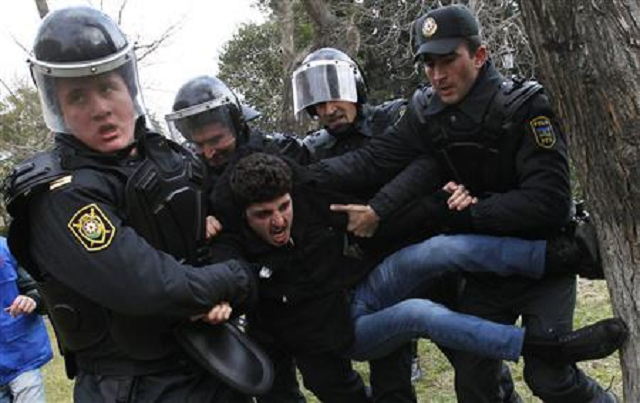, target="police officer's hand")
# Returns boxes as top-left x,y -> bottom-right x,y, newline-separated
330,204 -> 380,238
205,215 -> 223,239
191,302 -> 232,325
4,295 -> 37,318
443,182 -> 477,211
